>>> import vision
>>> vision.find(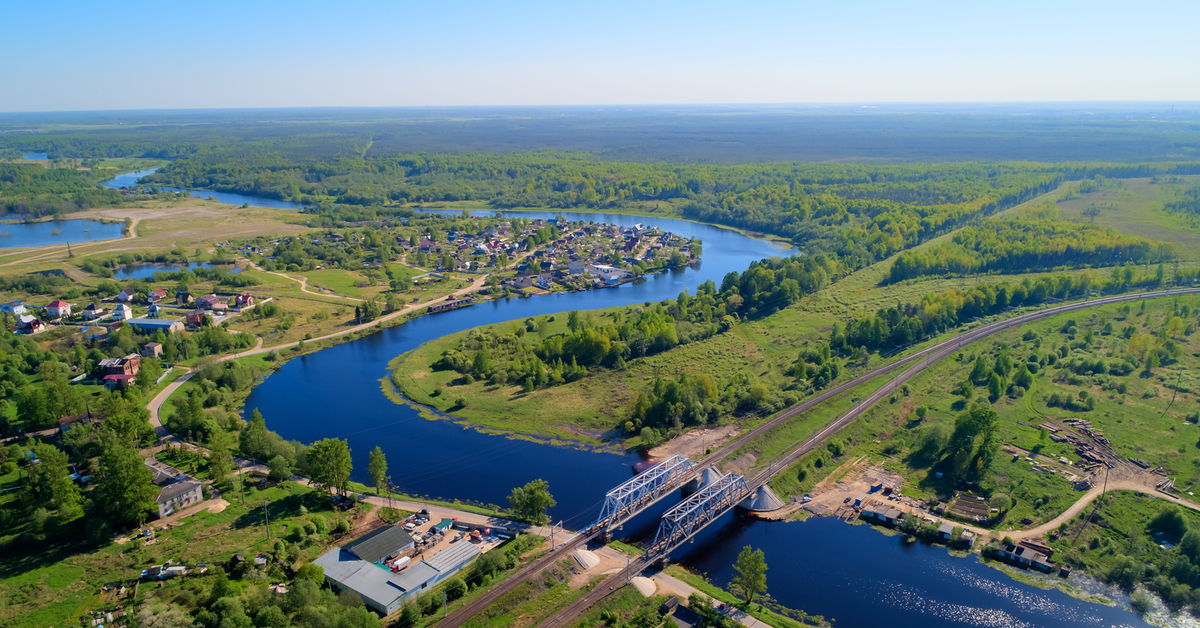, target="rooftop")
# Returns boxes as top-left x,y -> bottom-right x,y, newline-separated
343,525 -> 415,564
